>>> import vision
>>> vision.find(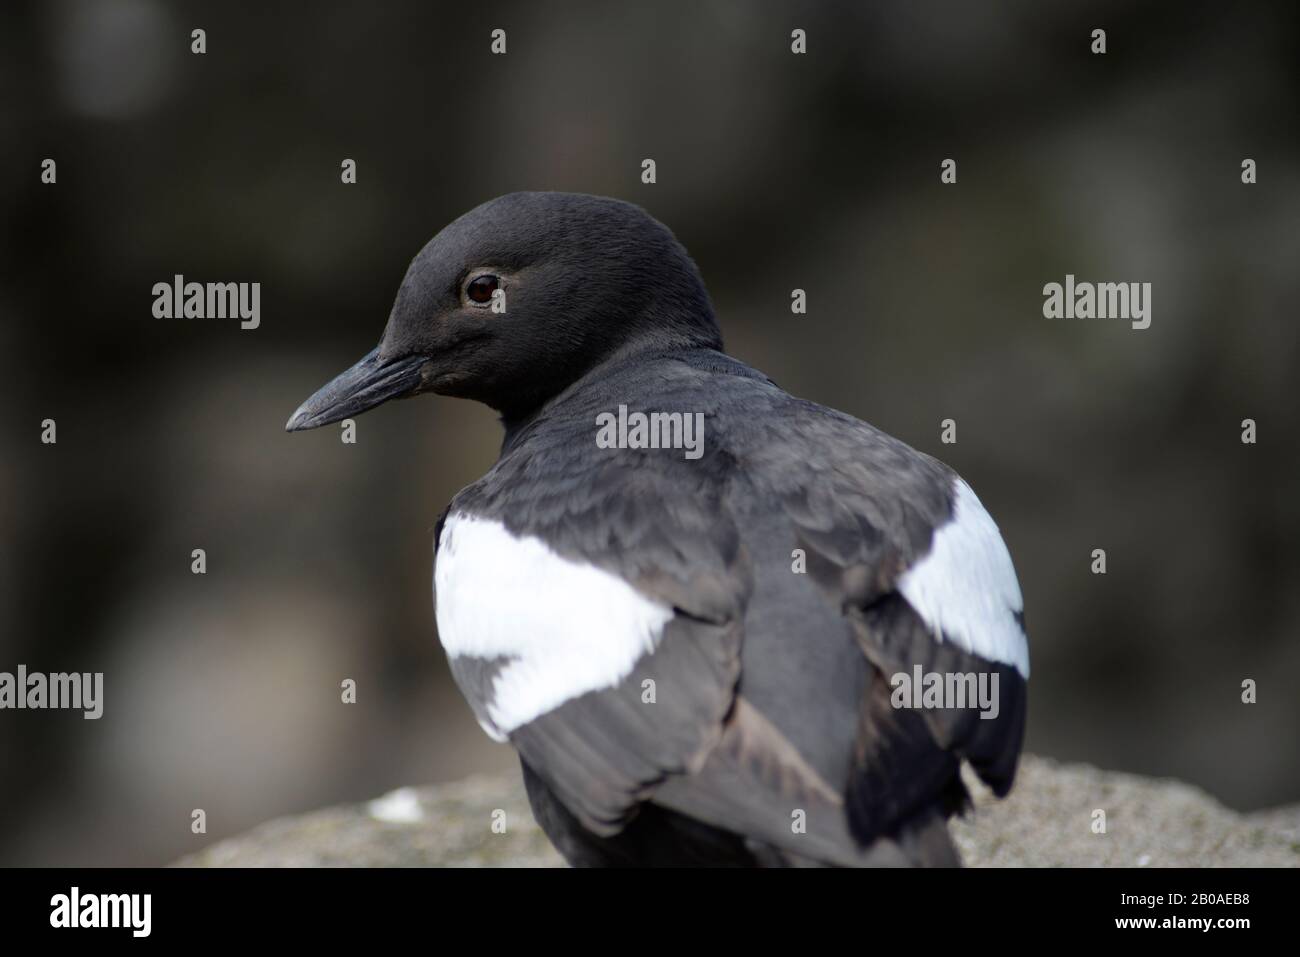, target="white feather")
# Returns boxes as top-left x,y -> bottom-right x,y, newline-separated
434,512 -> 674,736
896,479 -> 1030,677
